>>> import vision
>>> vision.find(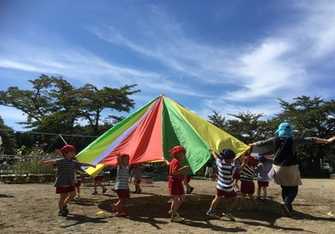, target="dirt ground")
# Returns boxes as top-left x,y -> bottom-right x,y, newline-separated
1,179 -> 335,234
